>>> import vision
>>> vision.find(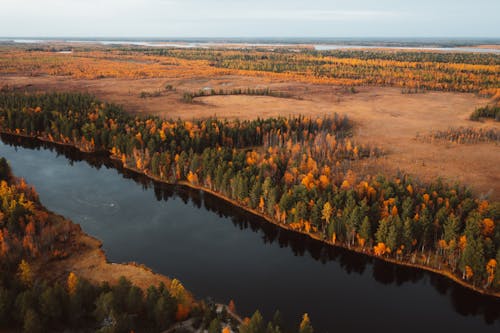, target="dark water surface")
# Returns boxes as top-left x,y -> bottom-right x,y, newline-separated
1,135 -> 499,333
